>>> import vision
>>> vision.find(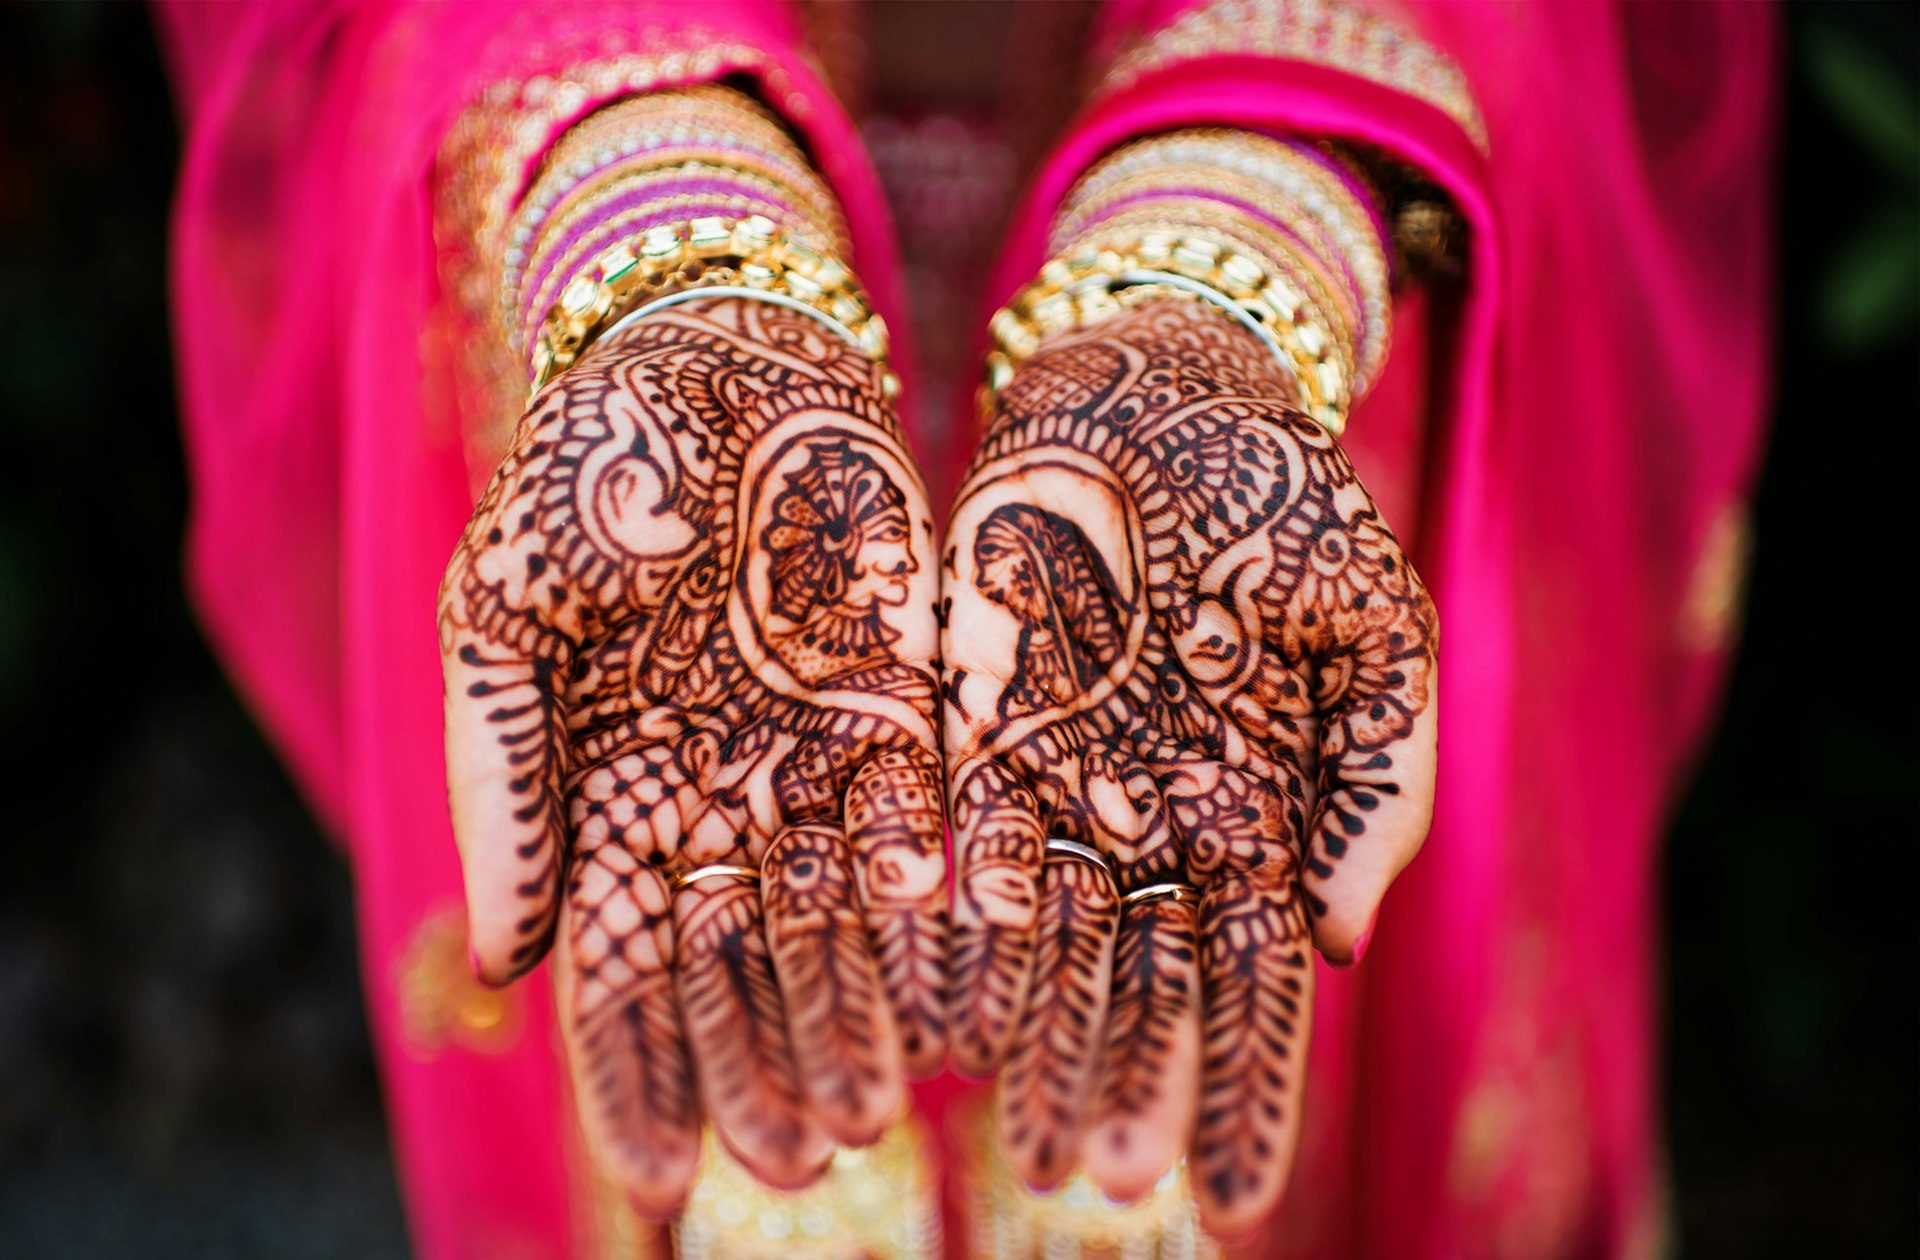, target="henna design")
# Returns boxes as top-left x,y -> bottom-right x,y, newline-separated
674,876 -> 832,1185
1084,897 -> 1202,1200
1194,858 -> 1313,1234
843,747 -> 949,1076
995,856 -> 1118,1191
947,759 -> 1046,1076
941,298 -> 1437,1228
440,298 -> 945,1207
762,825 -> 901,1145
